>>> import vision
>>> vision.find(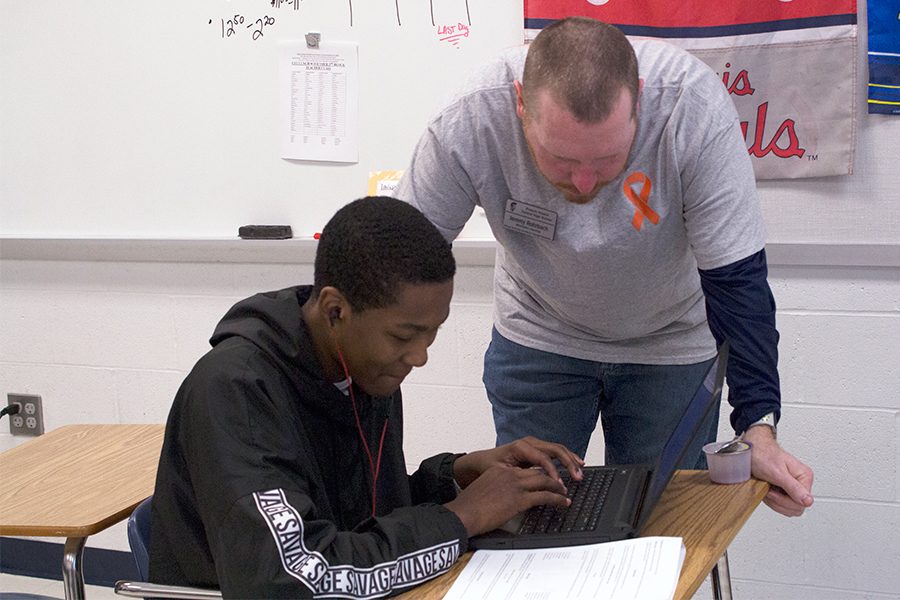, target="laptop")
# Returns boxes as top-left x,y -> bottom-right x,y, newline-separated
469,342 -> 729,550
